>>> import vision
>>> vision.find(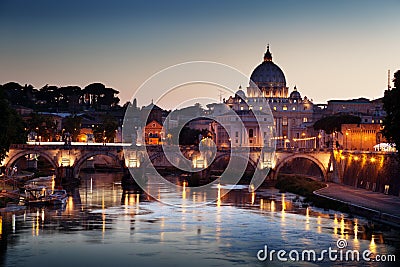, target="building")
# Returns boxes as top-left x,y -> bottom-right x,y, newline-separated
339,123 -> 386,151
217,46 -> 315,149
144,120 -> 164,145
